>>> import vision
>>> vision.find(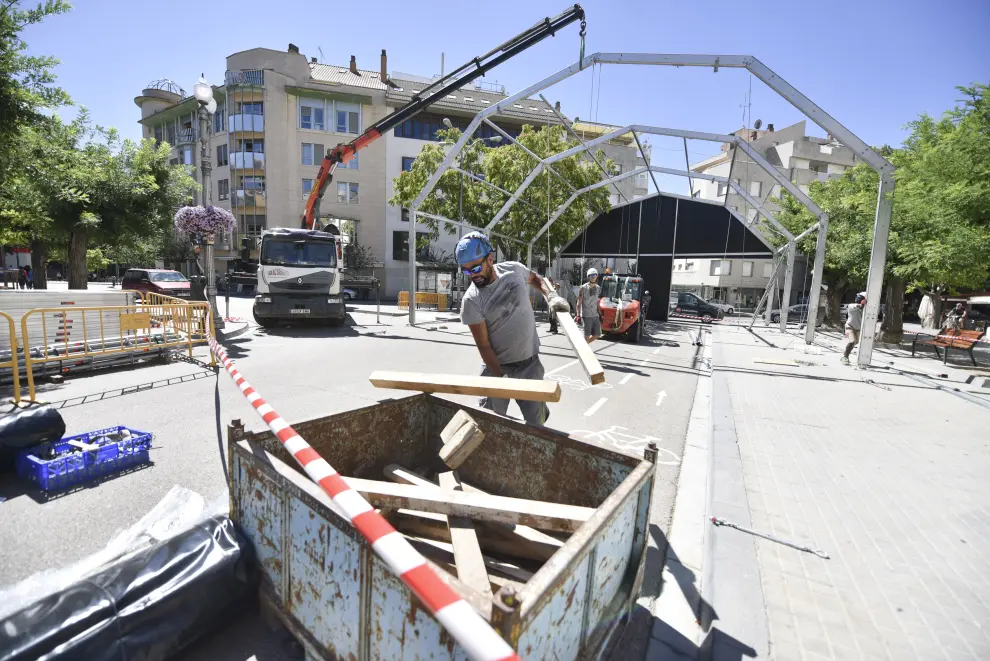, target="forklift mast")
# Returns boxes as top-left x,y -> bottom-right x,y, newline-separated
301,4 -> 587,230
